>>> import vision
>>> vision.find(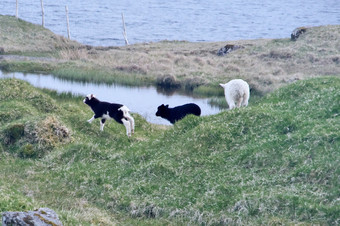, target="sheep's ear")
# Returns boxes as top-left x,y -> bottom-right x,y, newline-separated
89,94 -> 96,100
220,83 -> 225,88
